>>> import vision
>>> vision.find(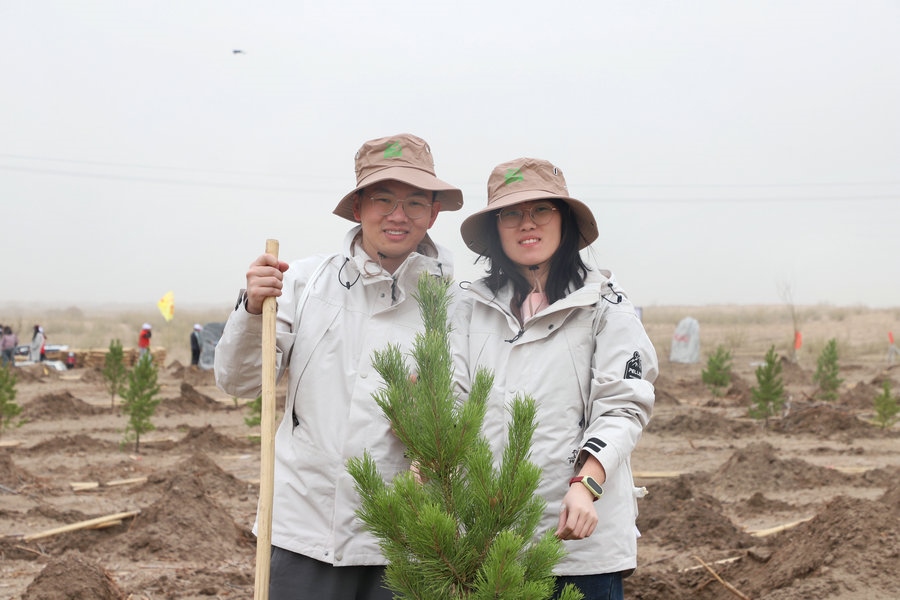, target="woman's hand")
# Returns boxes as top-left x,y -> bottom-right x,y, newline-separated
555,483 -> 599,540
